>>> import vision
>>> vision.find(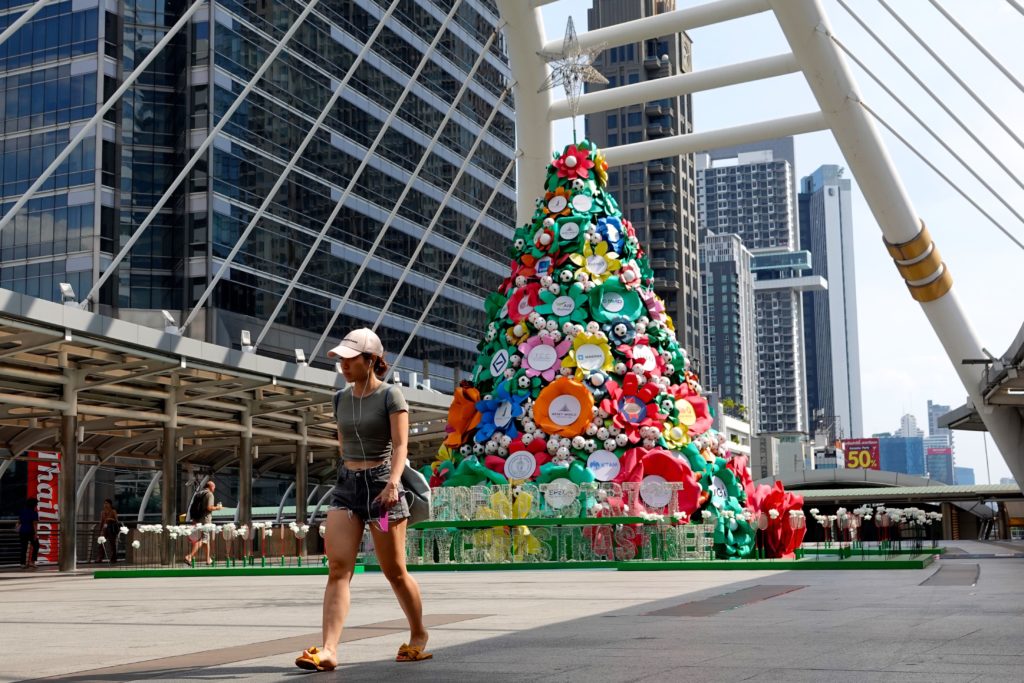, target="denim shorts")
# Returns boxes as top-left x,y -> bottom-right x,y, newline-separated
329,460 -> 410,524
